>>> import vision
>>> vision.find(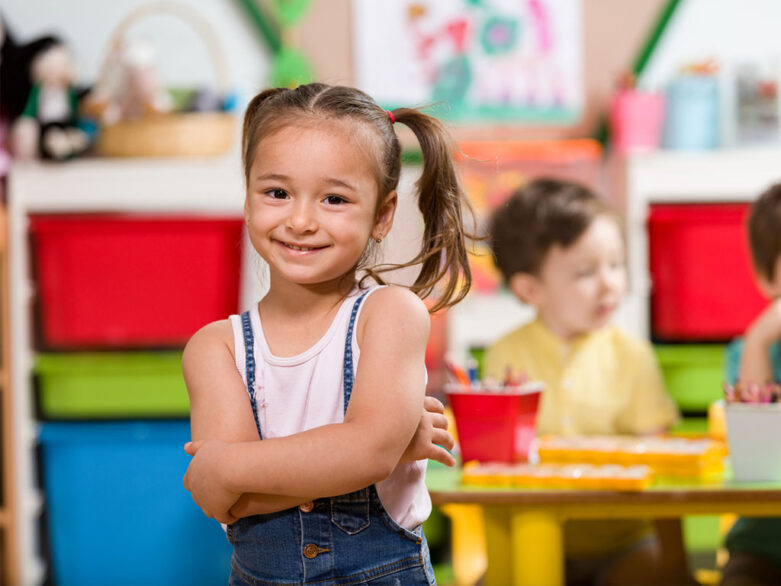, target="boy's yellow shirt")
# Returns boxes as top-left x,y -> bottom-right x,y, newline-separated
484,317 -> 680,557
